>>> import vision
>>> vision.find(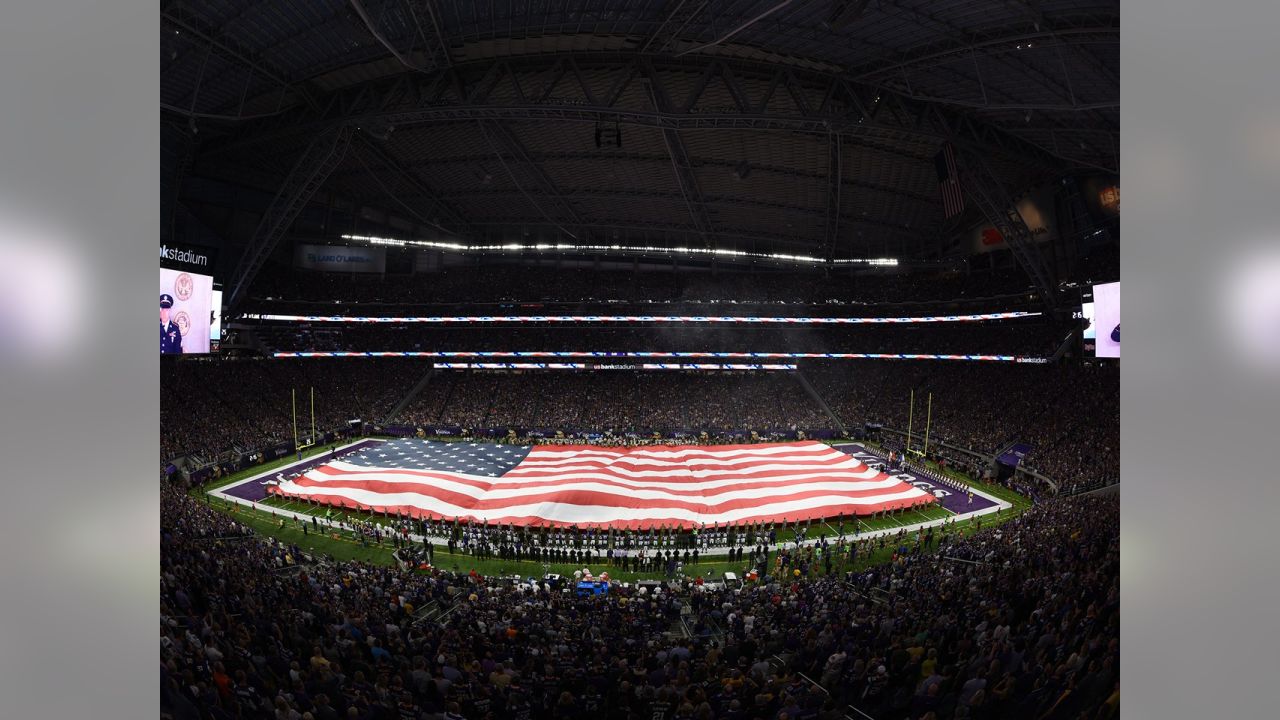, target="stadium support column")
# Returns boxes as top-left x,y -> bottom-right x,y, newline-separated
226,124 -> 354,311
953,145 -> 1059,311
382,367 -> 437,425
793,369 -> 846,436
